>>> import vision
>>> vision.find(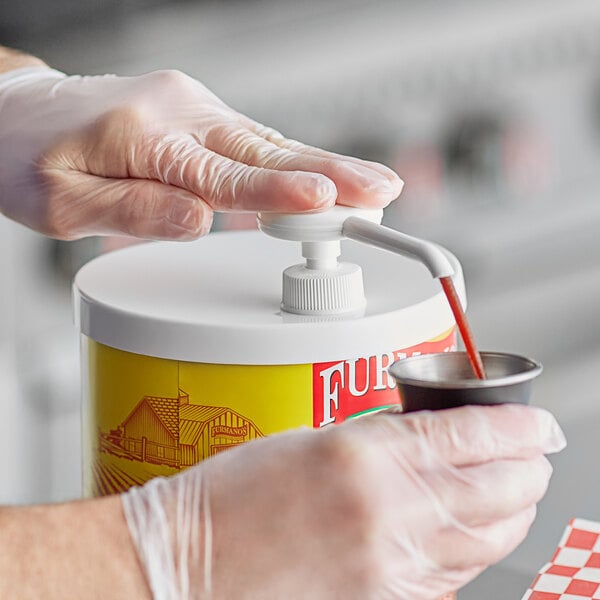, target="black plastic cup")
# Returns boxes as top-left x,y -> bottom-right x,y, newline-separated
388,351 -> 543,412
